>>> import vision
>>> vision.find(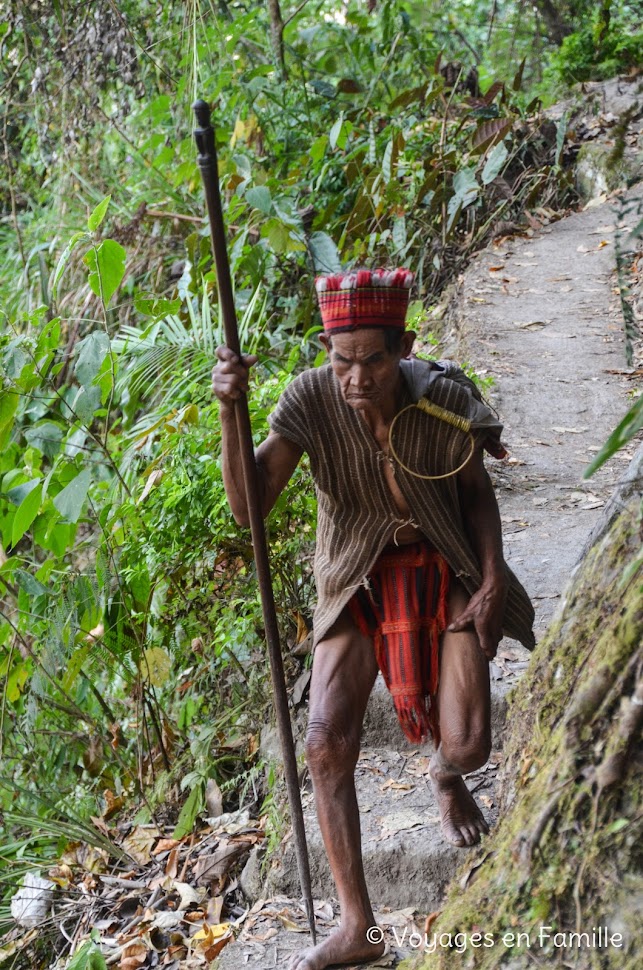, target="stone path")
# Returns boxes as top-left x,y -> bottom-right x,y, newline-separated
215,188 -> 642,970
